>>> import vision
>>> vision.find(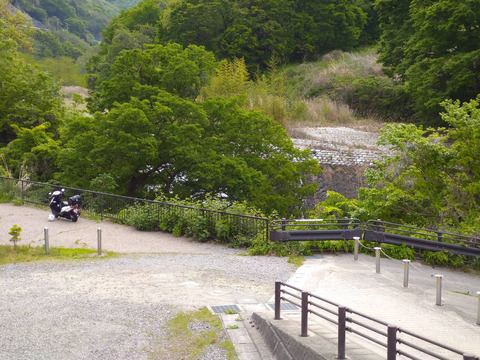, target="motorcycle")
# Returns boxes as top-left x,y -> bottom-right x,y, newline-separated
48,188 -> 82,222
